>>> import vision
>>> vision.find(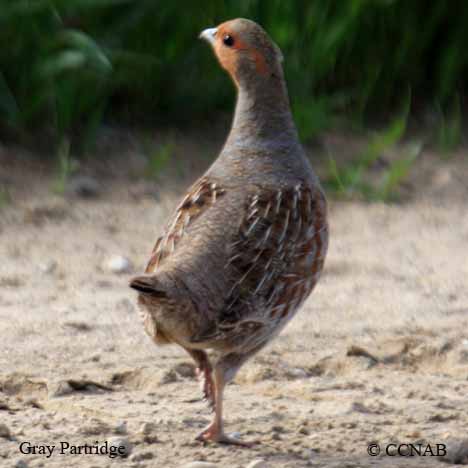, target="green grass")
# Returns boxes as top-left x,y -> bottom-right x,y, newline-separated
0,0 -> 466,204
436,98 -> 462,156
325,93 -> 422,201
0,0 -> 467,150
52,139 -> 78,194
143,141 -> 174,180
377,142 -> 421,201
326,139 -> 422,202
0,186 -> 10,208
